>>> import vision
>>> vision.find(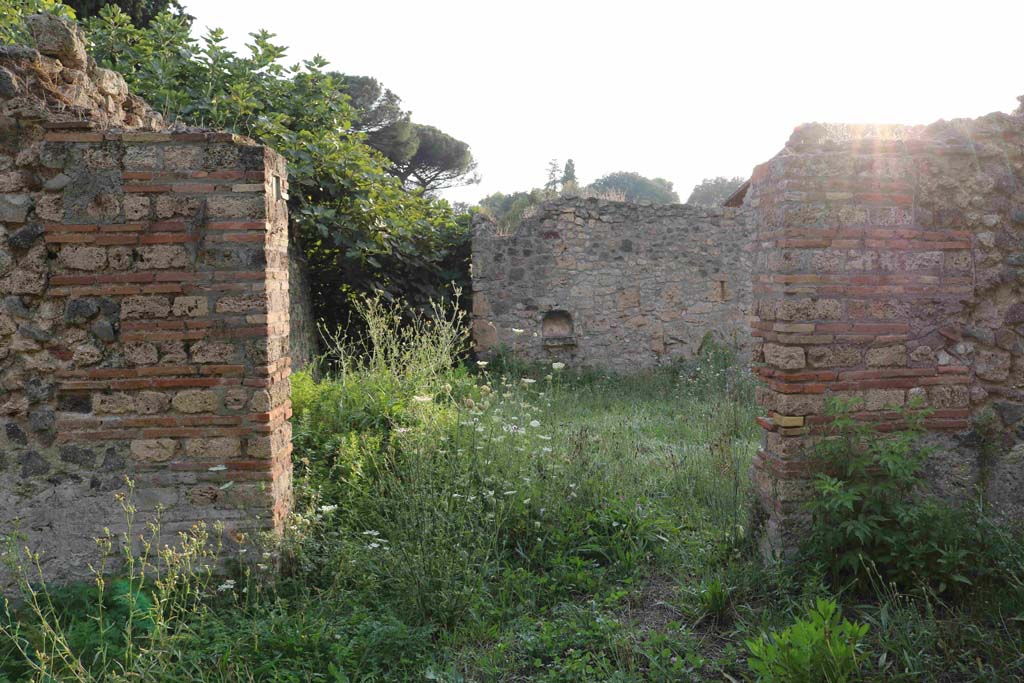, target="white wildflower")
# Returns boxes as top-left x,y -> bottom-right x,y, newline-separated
476,360 -> 489,368
512,328 -> 525,335
367,542 -> 381,550
503,490 -> 517,496
362,530 -> 380,536
529,419 -> 541,428
412,395 -> 432,403
552,362 -> 565,370
319,504 -> 338,513
521,378 -> 536,385
217,579 -> 236,592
